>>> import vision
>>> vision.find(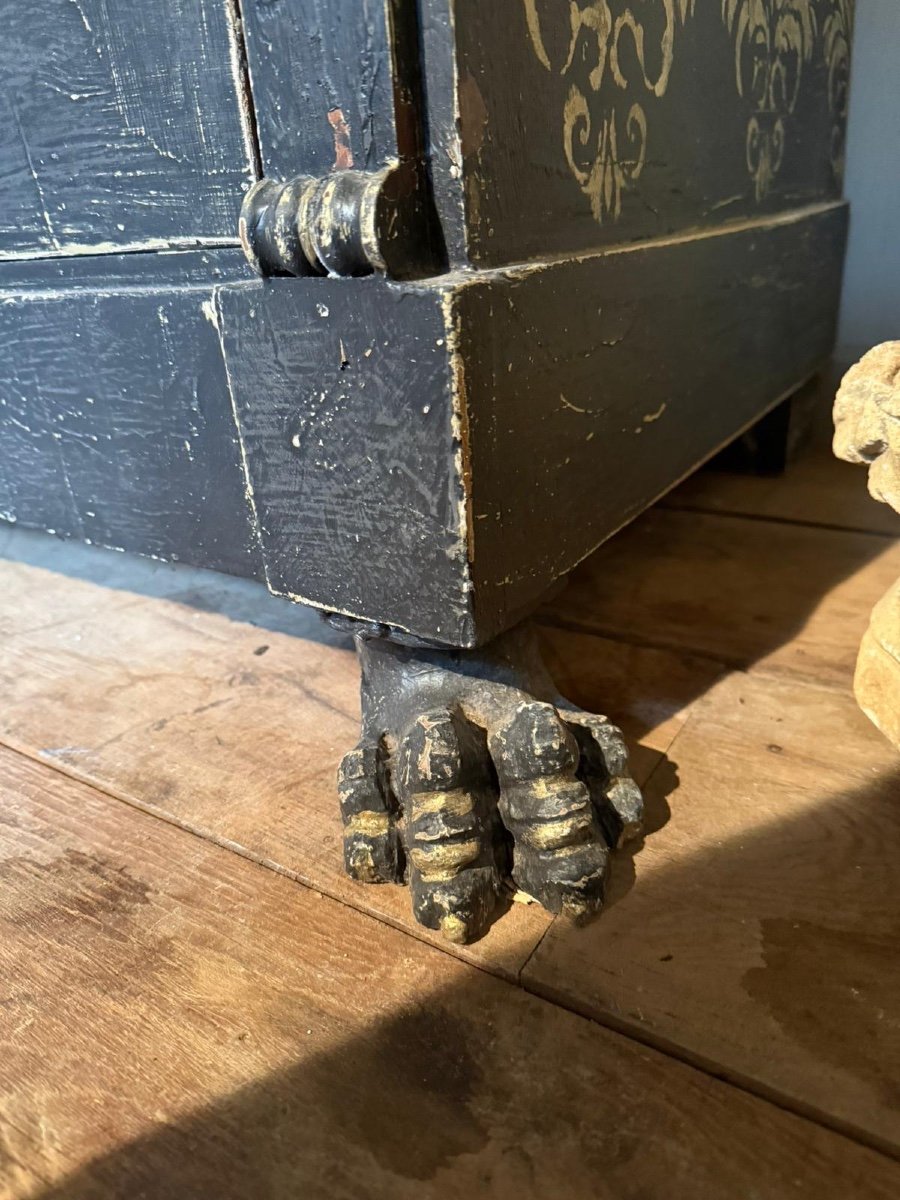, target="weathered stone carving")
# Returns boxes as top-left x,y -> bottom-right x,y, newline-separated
333,620 -> 643,943
833,342 -> 900,751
